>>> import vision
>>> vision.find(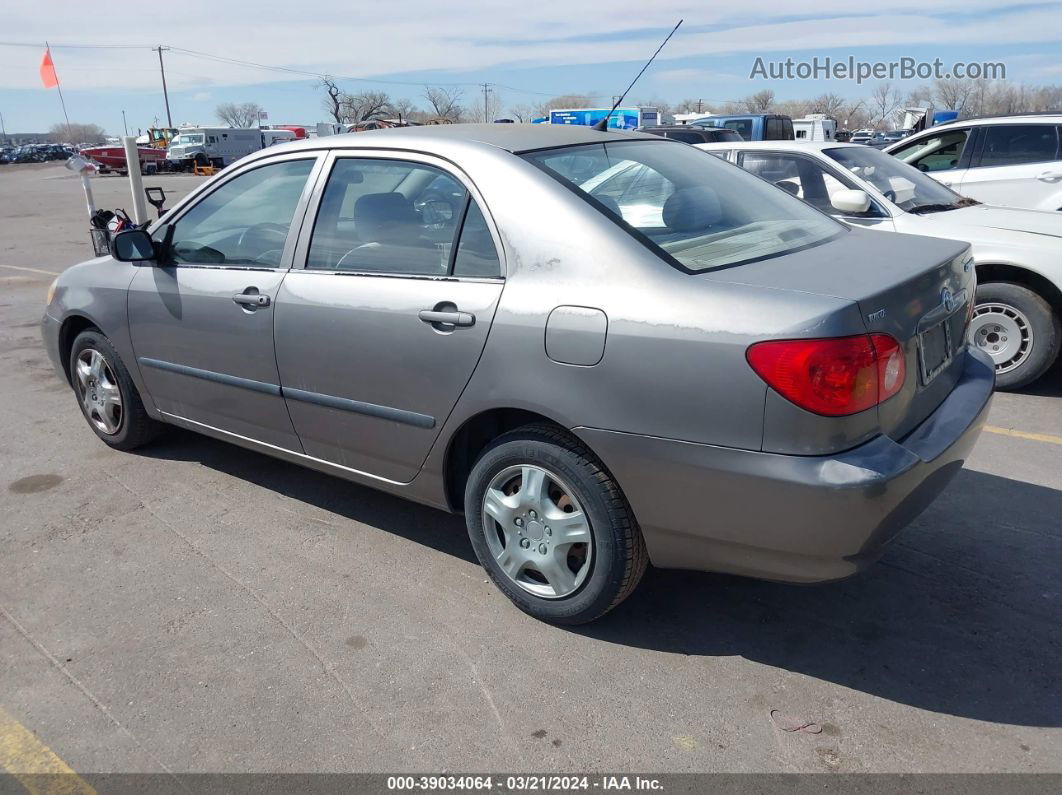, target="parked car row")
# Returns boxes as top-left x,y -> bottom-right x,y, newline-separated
0,143 -> 74,164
